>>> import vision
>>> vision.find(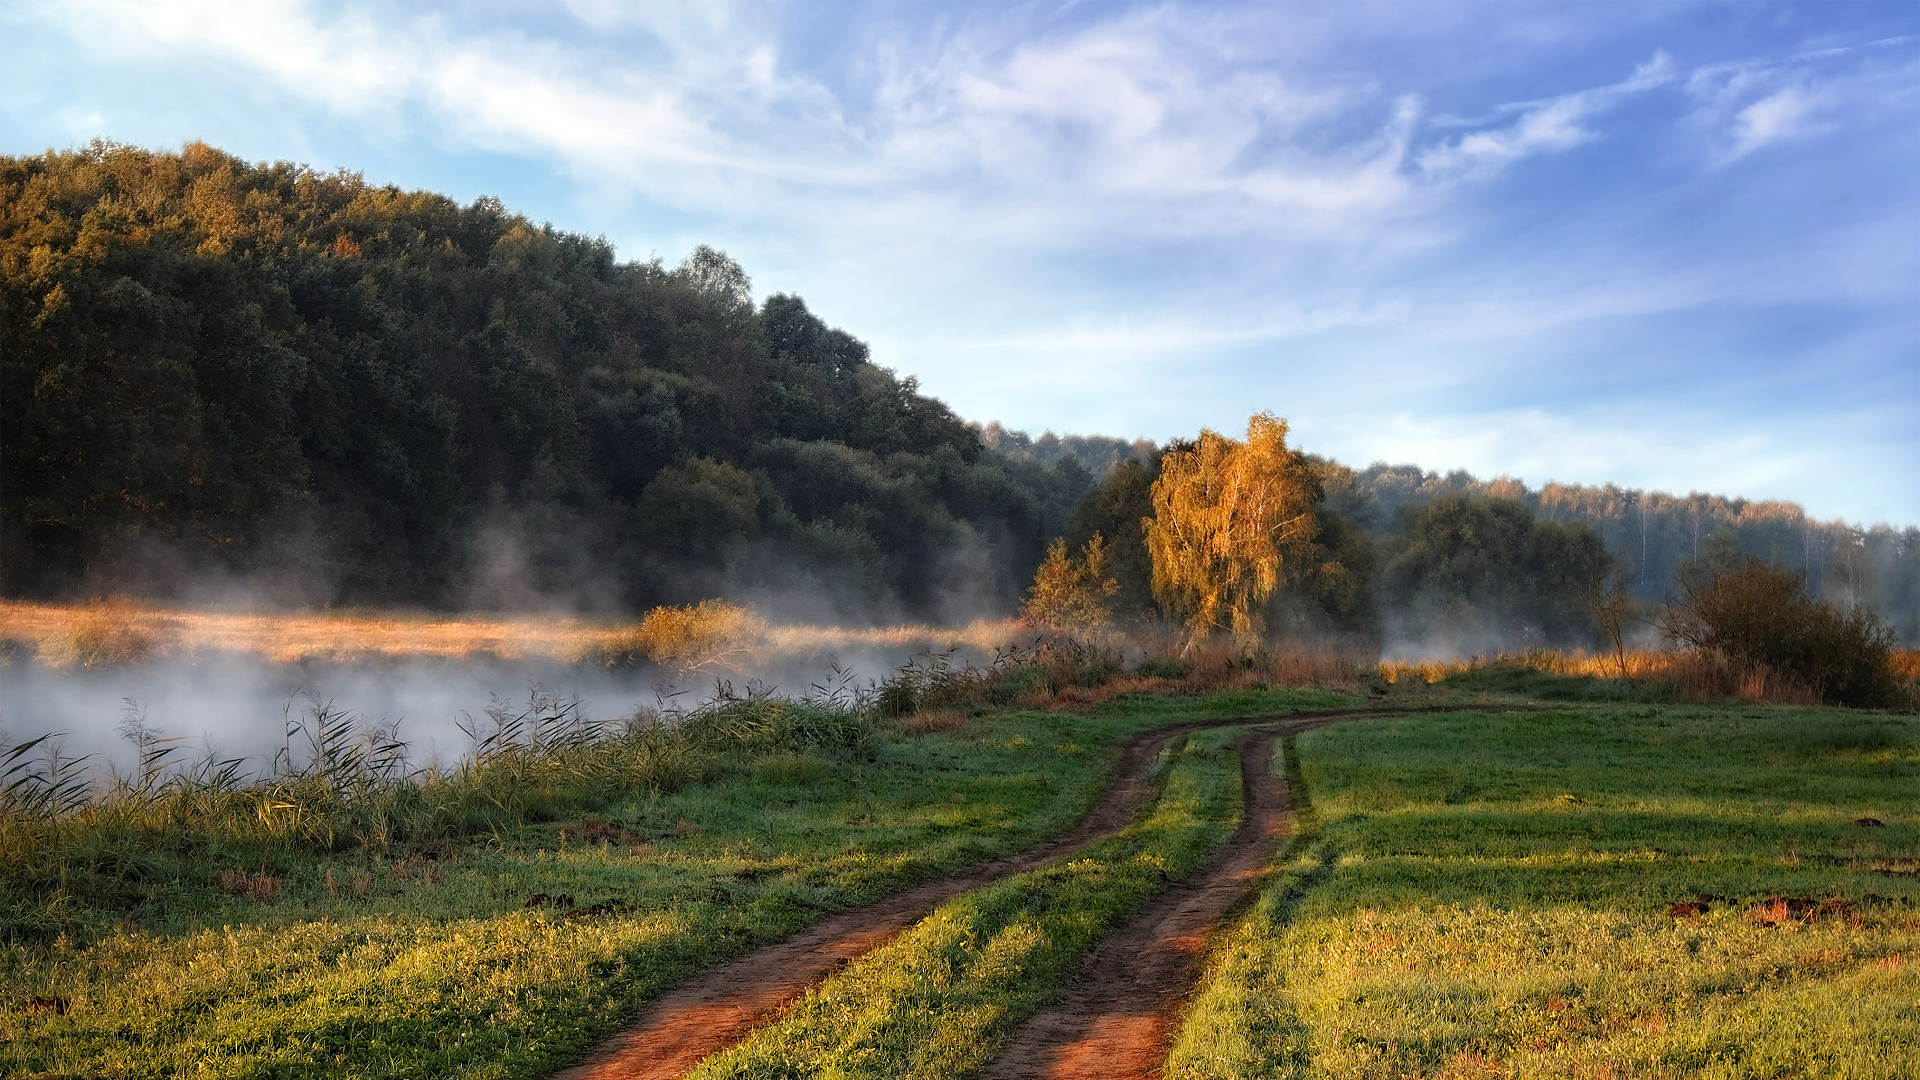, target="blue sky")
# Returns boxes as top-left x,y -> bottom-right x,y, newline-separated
5,1 -> 1916,524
